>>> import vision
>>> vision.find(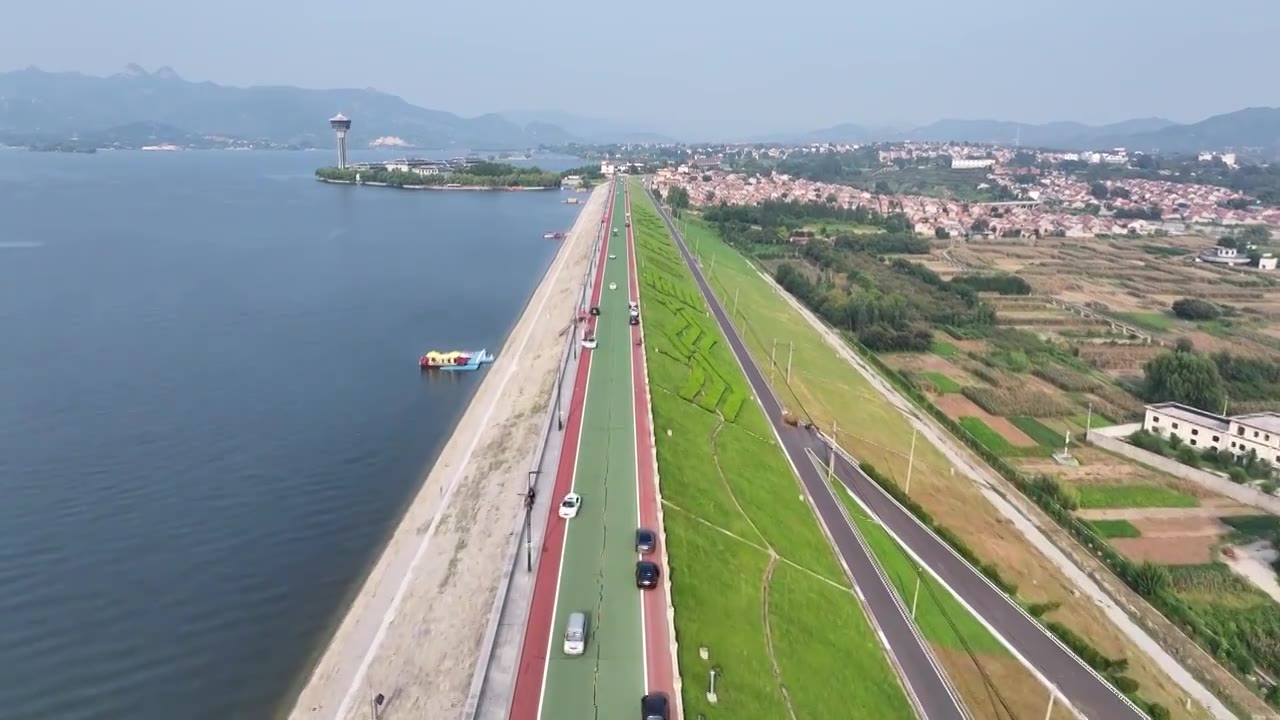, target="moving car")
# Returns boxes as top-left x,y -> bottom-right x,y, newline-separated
635,560 -> 660,589
563,611 -> 588,656
640,692 -> 670,720
589,305 -> 601,316
635,528 -> 656,554
559,492 -> 582,519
